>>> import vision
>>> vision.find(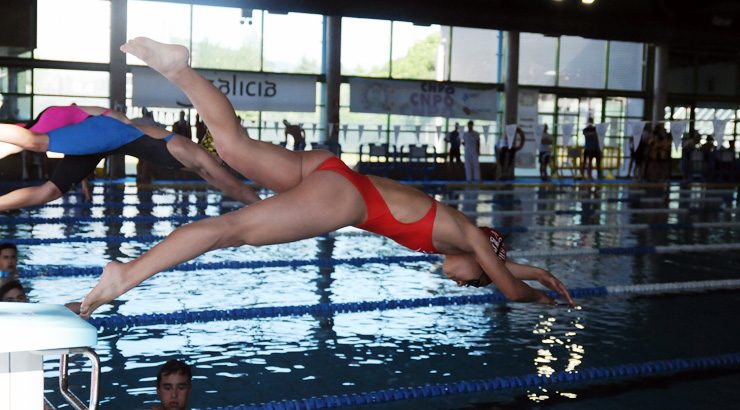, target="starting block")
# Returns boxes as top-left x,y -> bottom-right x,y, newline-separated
0,302 -> 100,410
